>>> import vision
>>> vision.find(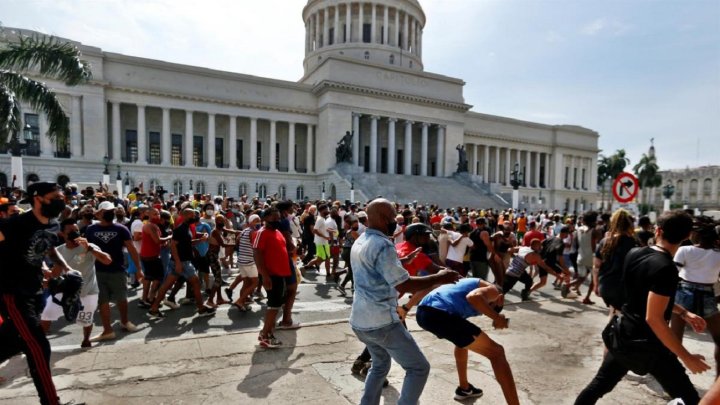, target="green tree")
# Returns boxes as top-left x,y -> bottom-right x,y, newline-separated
0,32 -> 92,149
633,152 -> 662,207
597,149 -> 631,210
